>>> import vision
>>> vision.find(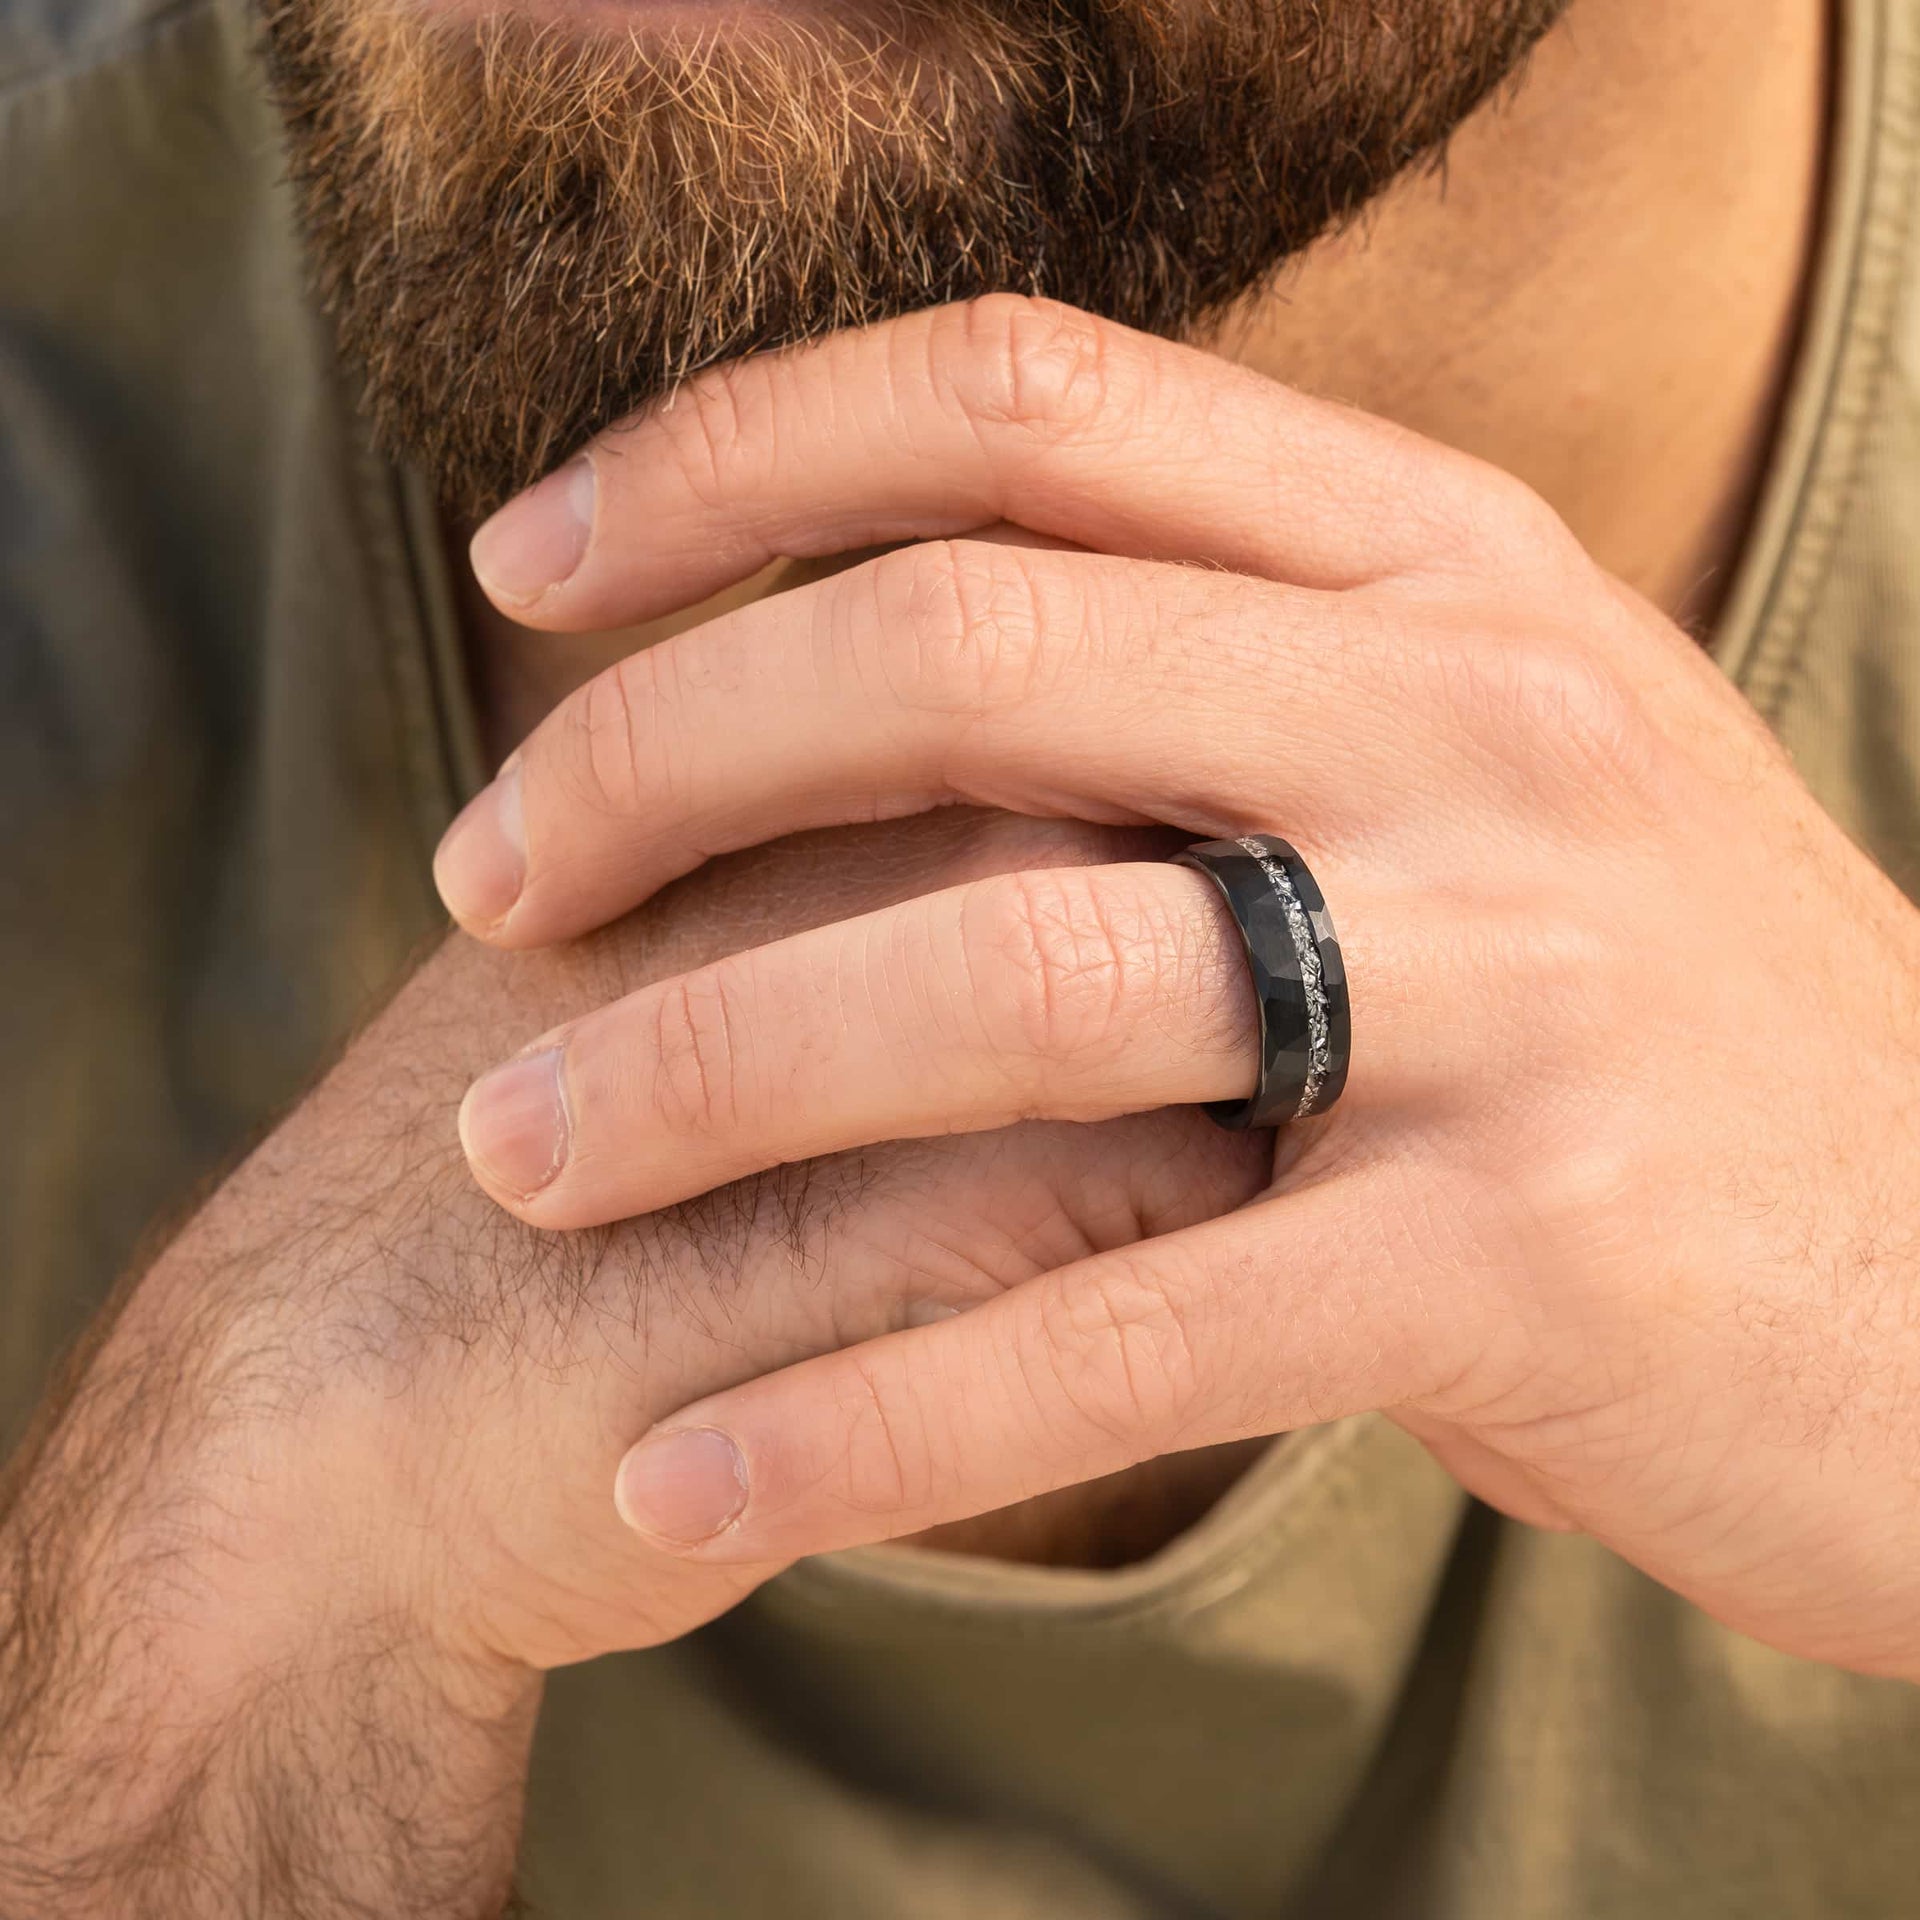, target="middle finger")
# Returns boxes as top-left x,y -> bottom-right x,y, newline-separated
435,540 -> 1440,945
